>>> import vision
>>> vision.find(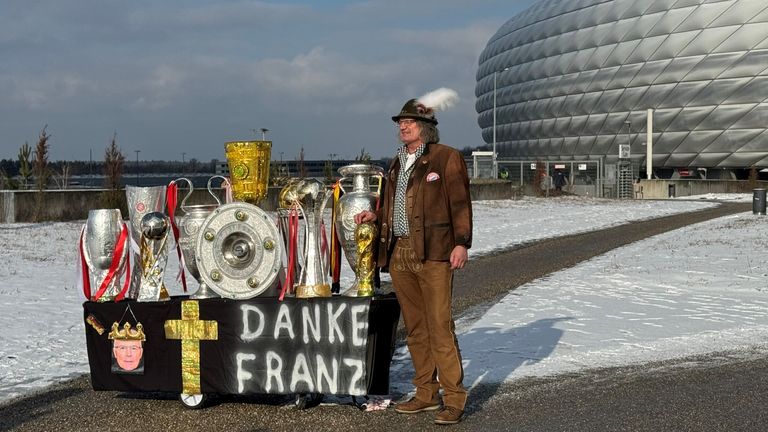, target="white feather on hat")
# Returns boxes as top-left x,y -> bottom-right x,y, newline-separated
417,87 -> 459,112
